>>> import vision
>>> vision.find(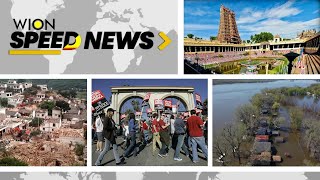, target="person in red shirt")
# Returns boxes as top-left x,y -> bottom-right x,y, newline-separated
158,113 -> 170,157
151,113 -> 162,155
187,110 -> 208,163
141,119 -> 150,145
